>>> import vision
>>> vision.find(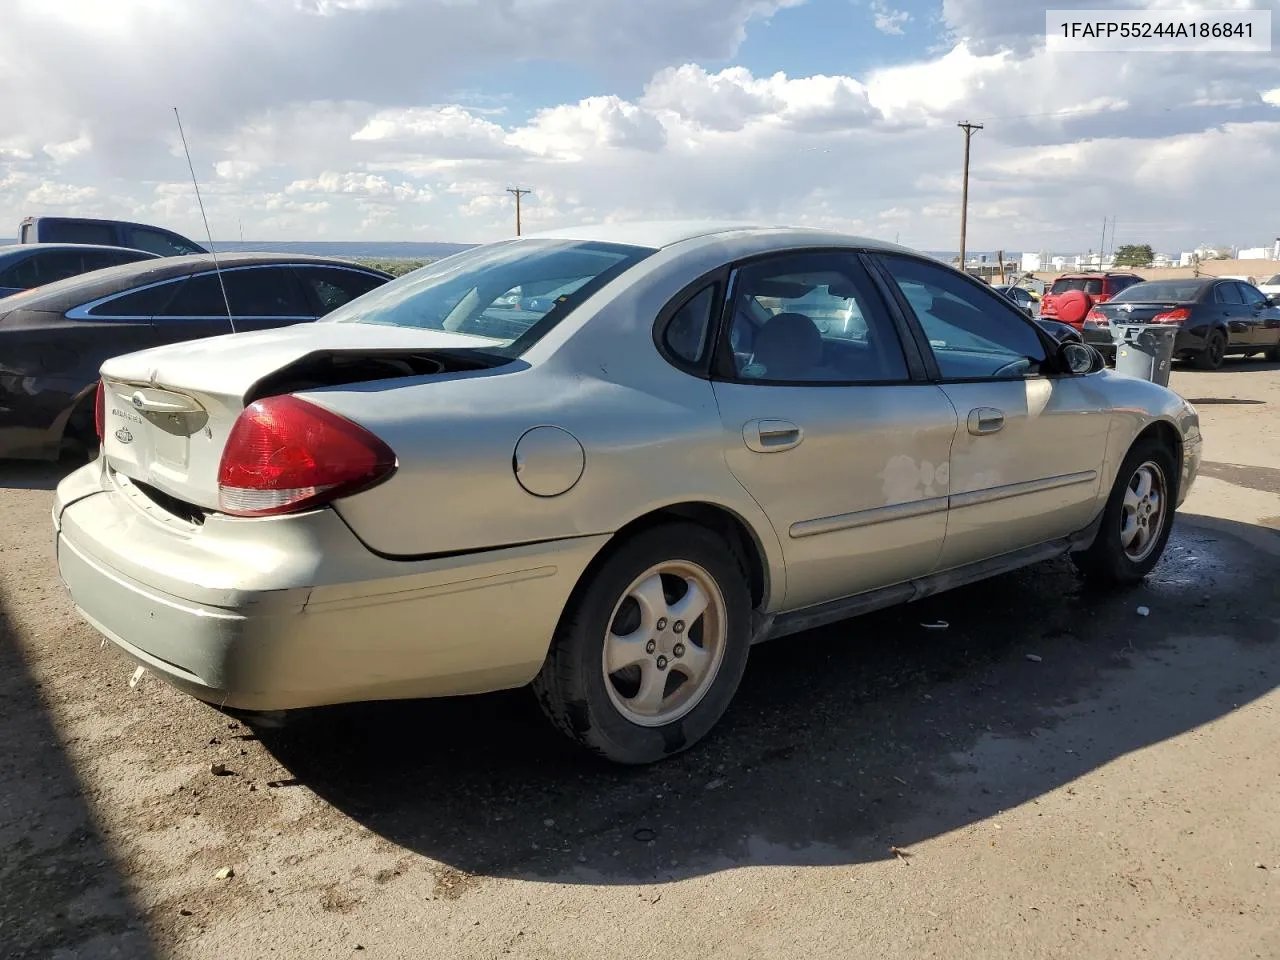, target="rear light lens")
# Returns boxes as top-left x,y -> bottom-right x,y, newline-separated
94,380 -> 104,441
1085,309 -> 1109,327
1151,308 -> 1190,324
217,395 -> 396,517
